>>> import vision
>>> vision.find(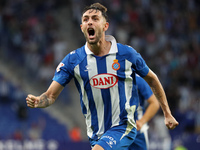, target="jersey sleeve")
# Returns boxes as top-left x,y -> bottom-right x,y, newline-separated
53,53 -> 74,86
126,45 -> 149,77
136,75 -> 153,100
